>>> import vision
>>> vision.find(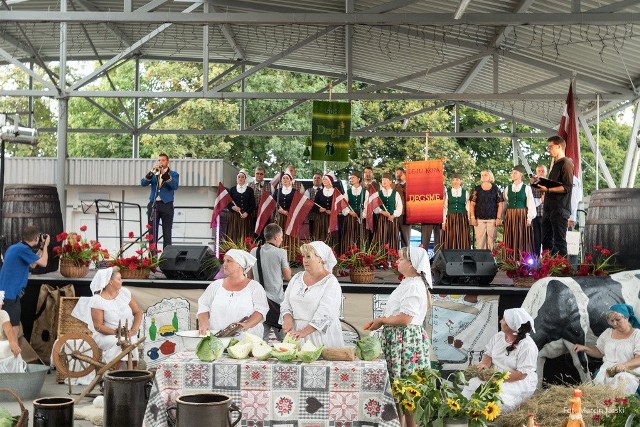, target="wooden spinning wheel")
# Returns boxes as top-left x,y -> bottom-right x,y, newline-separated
52,332 -> 102,378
